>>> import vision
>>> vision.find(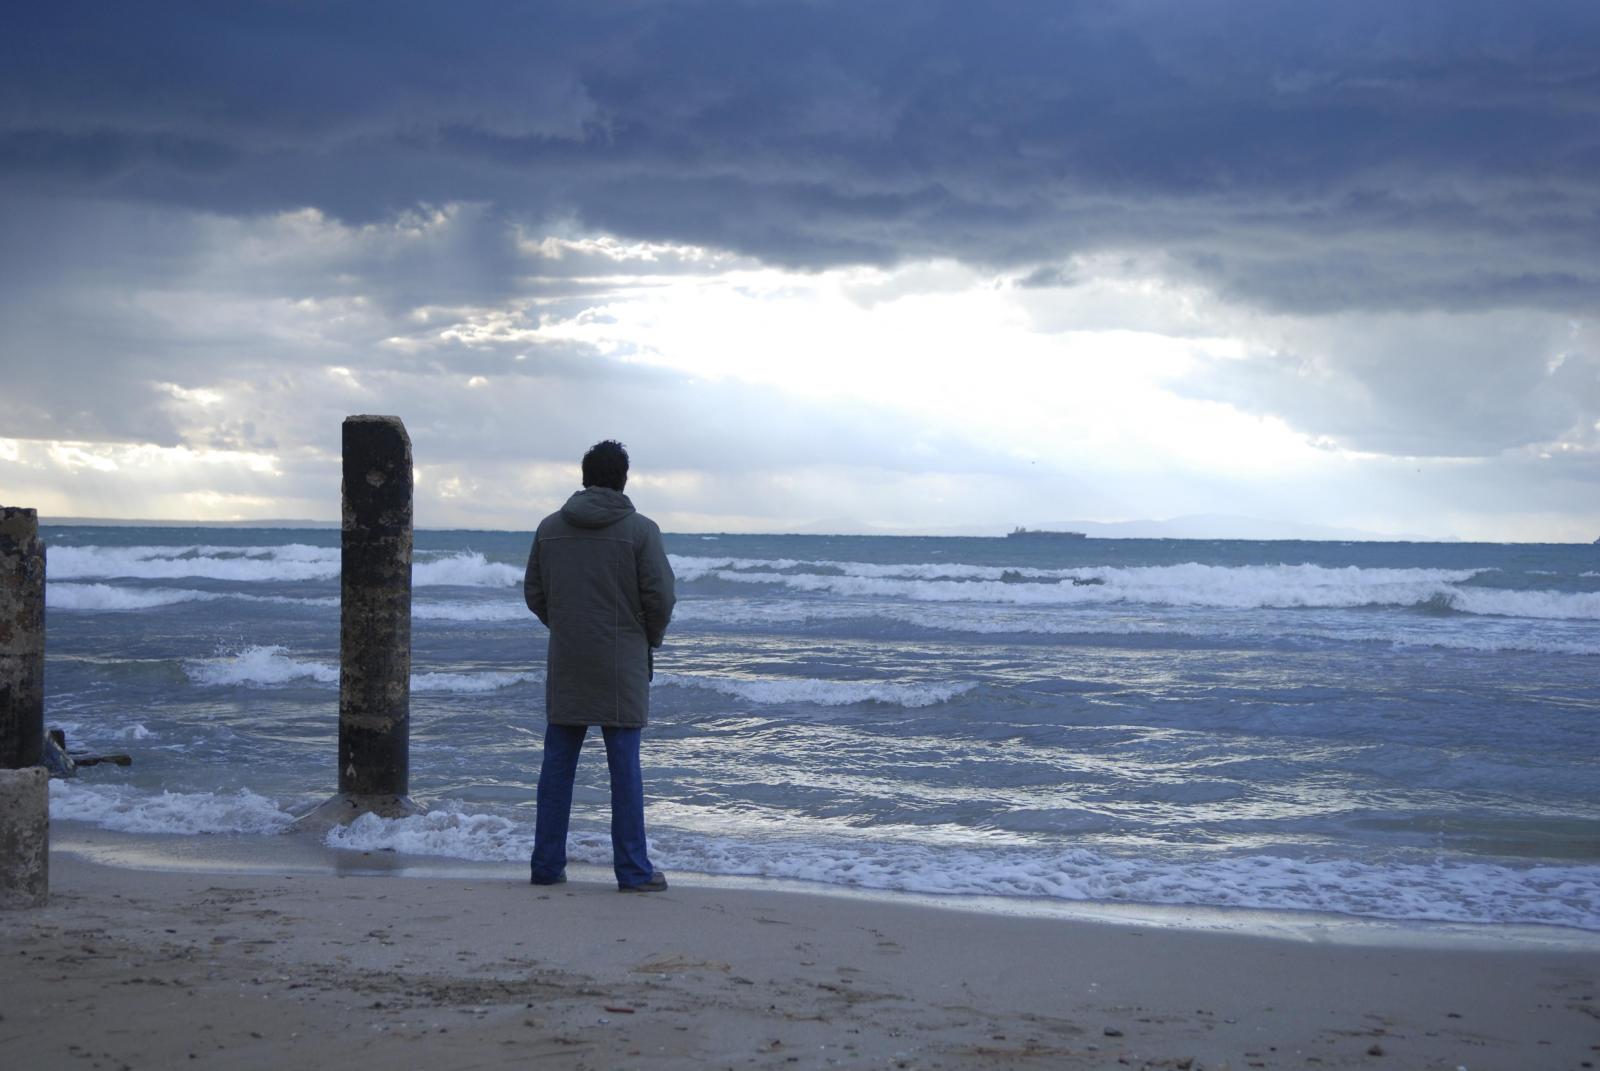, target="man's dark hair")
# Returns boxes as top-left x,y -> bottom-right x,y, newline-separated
581,440 -> 629,491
